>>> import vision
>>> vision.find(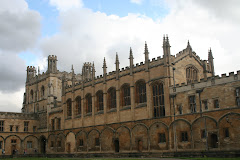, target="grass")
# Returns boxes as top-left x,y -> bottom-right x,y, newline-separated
2,158 -> 240,160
